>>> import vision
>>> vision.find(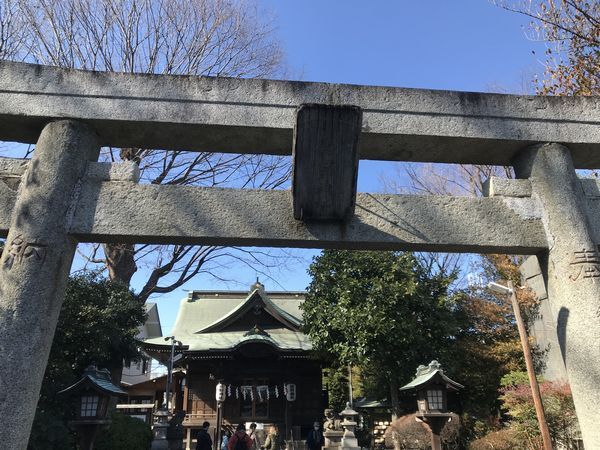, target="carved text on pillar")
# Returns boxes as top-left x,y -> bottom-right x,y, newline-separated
568,249 -> 600,282
3,234 -> 47,270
